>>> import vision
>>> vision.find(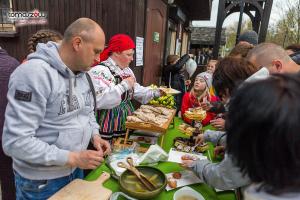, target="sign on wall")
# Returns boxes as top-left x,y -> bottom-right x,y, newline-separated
136,36 -> 144,66
153,32 -> 160,43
